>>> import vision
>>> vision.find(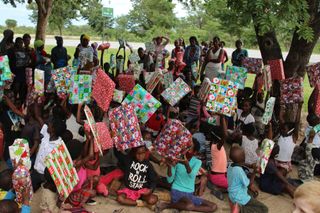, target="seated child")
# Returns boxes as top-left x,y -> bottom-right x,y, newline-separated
116,146 -> 158,207
241,123 -> 259,166
276,123 -> 297,173
227,145 -> 268,213
0,185 -> 32,213
259,145 -> 296,198
293,181 -> 320,213
156,142 -> 217,212
0,169 -> 14,200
